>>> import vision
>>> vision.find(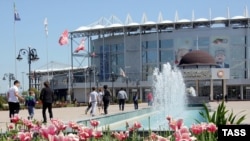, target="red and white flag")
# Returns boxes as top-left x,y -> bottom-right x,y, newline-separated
58,30 -> 68,46
74,38 -> 85,53
120,68 -> 126,77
